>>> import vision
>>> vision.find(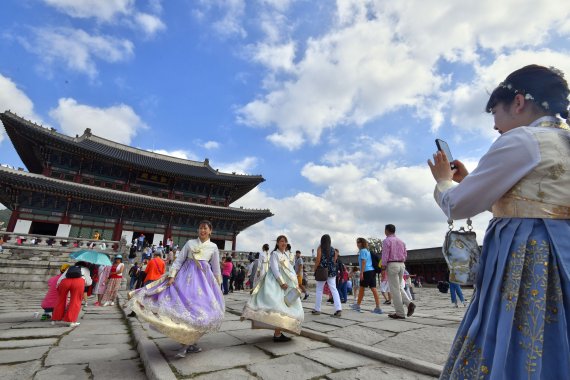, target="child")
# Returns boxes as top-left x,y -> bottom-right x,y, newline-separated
40,264 -> 70,320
